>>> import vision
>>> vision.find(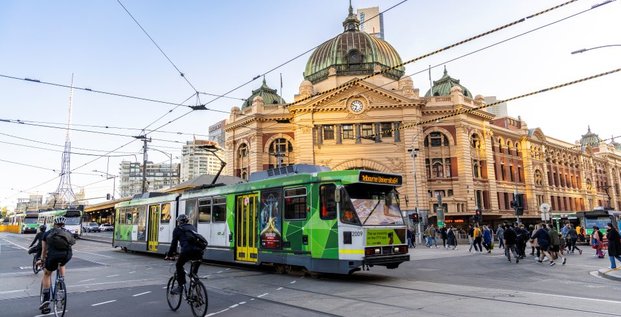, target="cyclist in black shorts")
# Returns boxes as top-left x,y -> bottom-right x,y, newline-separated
39,216 -> 75,314
165,214 -> 204,295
